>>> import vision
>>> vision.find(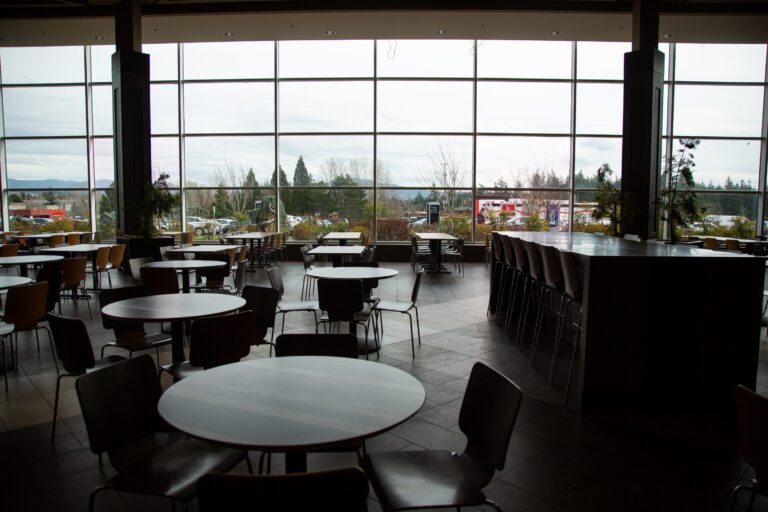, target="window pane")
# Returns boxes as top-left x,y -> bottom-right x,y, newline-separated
90,45 -> 115,83
477,40 -> 571,79
377,135 -> 472,187
150,84 -> 178,134
95,189 -> 116,240
377,81 -> 472,132
675,44 -> 766,83
8,190 -> 90,231
184,83 -> 273,134
376,189 -> 472,241
279,40 -> 373,78
573,190 -> 611,233
3,87 -> 86,136
94,138 -> 115,185
574,137 -> 623,188
376,40 -> 474,77
475,190 -> 570,232
6,139 -> 87,185
577,42 -> 631,80
699,194 -> 758,221
0,46 -> 84,84
670,139 -> 761,190
152,137 -> 179,185
185,136 -> 274,187
673,85 -> 763,137
284,189 -> 373,241
280,136 -> 373,186
476,136 -> 571,189
280,81 -> 372,132
184,41 -> 274,79
92,85 -> 113,135
143,44 -> 178,81
477,82 -> 571,133
576,83 -> 623,135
